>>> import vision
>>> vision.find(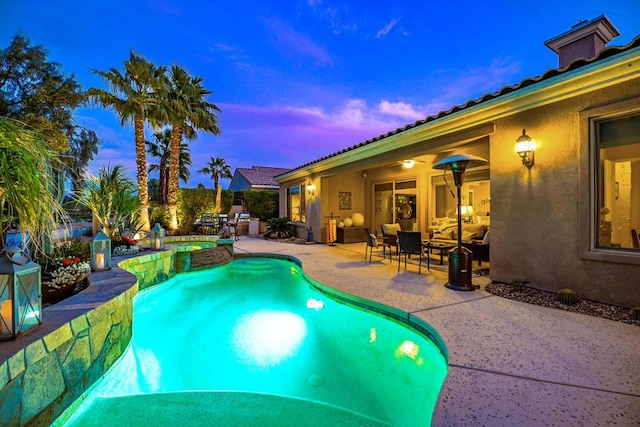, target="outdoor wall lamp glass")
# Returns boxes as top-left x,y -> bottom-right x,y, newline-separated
91,228 -> 112,271
306,181 -> 315,196
150,223 -> 166,251
515,129 -> 535,168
